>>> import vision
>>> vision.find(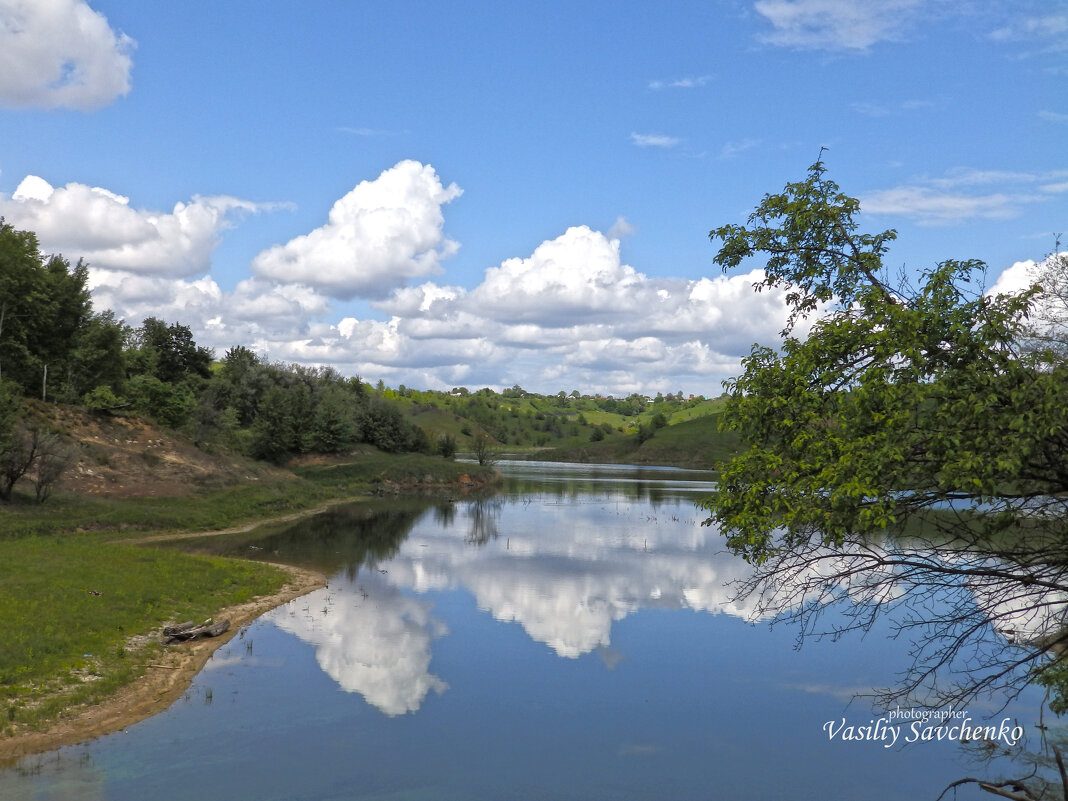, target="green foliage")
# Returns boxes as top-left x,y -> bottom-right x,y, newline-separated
293,451 -> 498,490
701,158 -> 1050,564
0,379 -> 20,439
0,221 -> 95,397
358,399 -> 428,454
711,156 -> 898,332
309,385 -> 356,453
130,317 -> 213,384
248,385 -> 299,462
127,374 -> 196,429
540,412 -> 737,469
437,433 -> 457,459
64,311 -> 127,401
83,385 -> 127,415
699,159 -> 1068,712
387,386 -> 713,452
1037,661 -> 1068,716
